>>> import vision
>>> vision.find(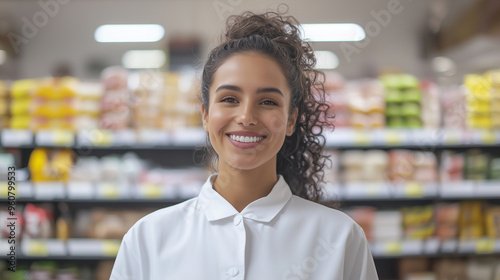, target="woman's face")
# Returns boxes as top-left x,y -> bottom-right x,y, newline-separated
202,52 -> 298,171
